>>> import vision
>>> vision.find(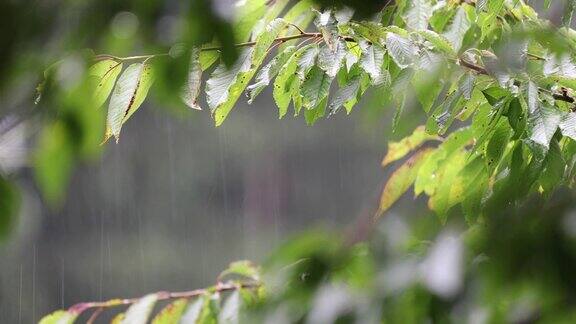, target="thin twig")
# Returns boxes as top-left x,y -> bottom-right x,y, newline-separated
68,281 -> 259,317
